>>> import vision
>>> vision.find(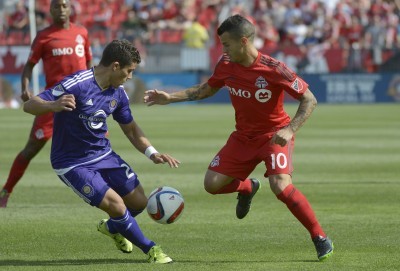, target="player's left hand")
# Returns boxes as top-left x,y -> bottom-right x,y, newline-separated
143,89 -> 170,106
271,126 -> 294,147
150,153 -> 180,168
